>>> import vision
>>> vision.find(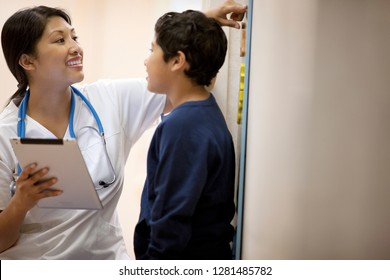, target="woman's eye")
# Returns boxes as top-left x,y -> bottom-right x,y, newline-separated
55,38 -> 65,43
73,36 -> 79,42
